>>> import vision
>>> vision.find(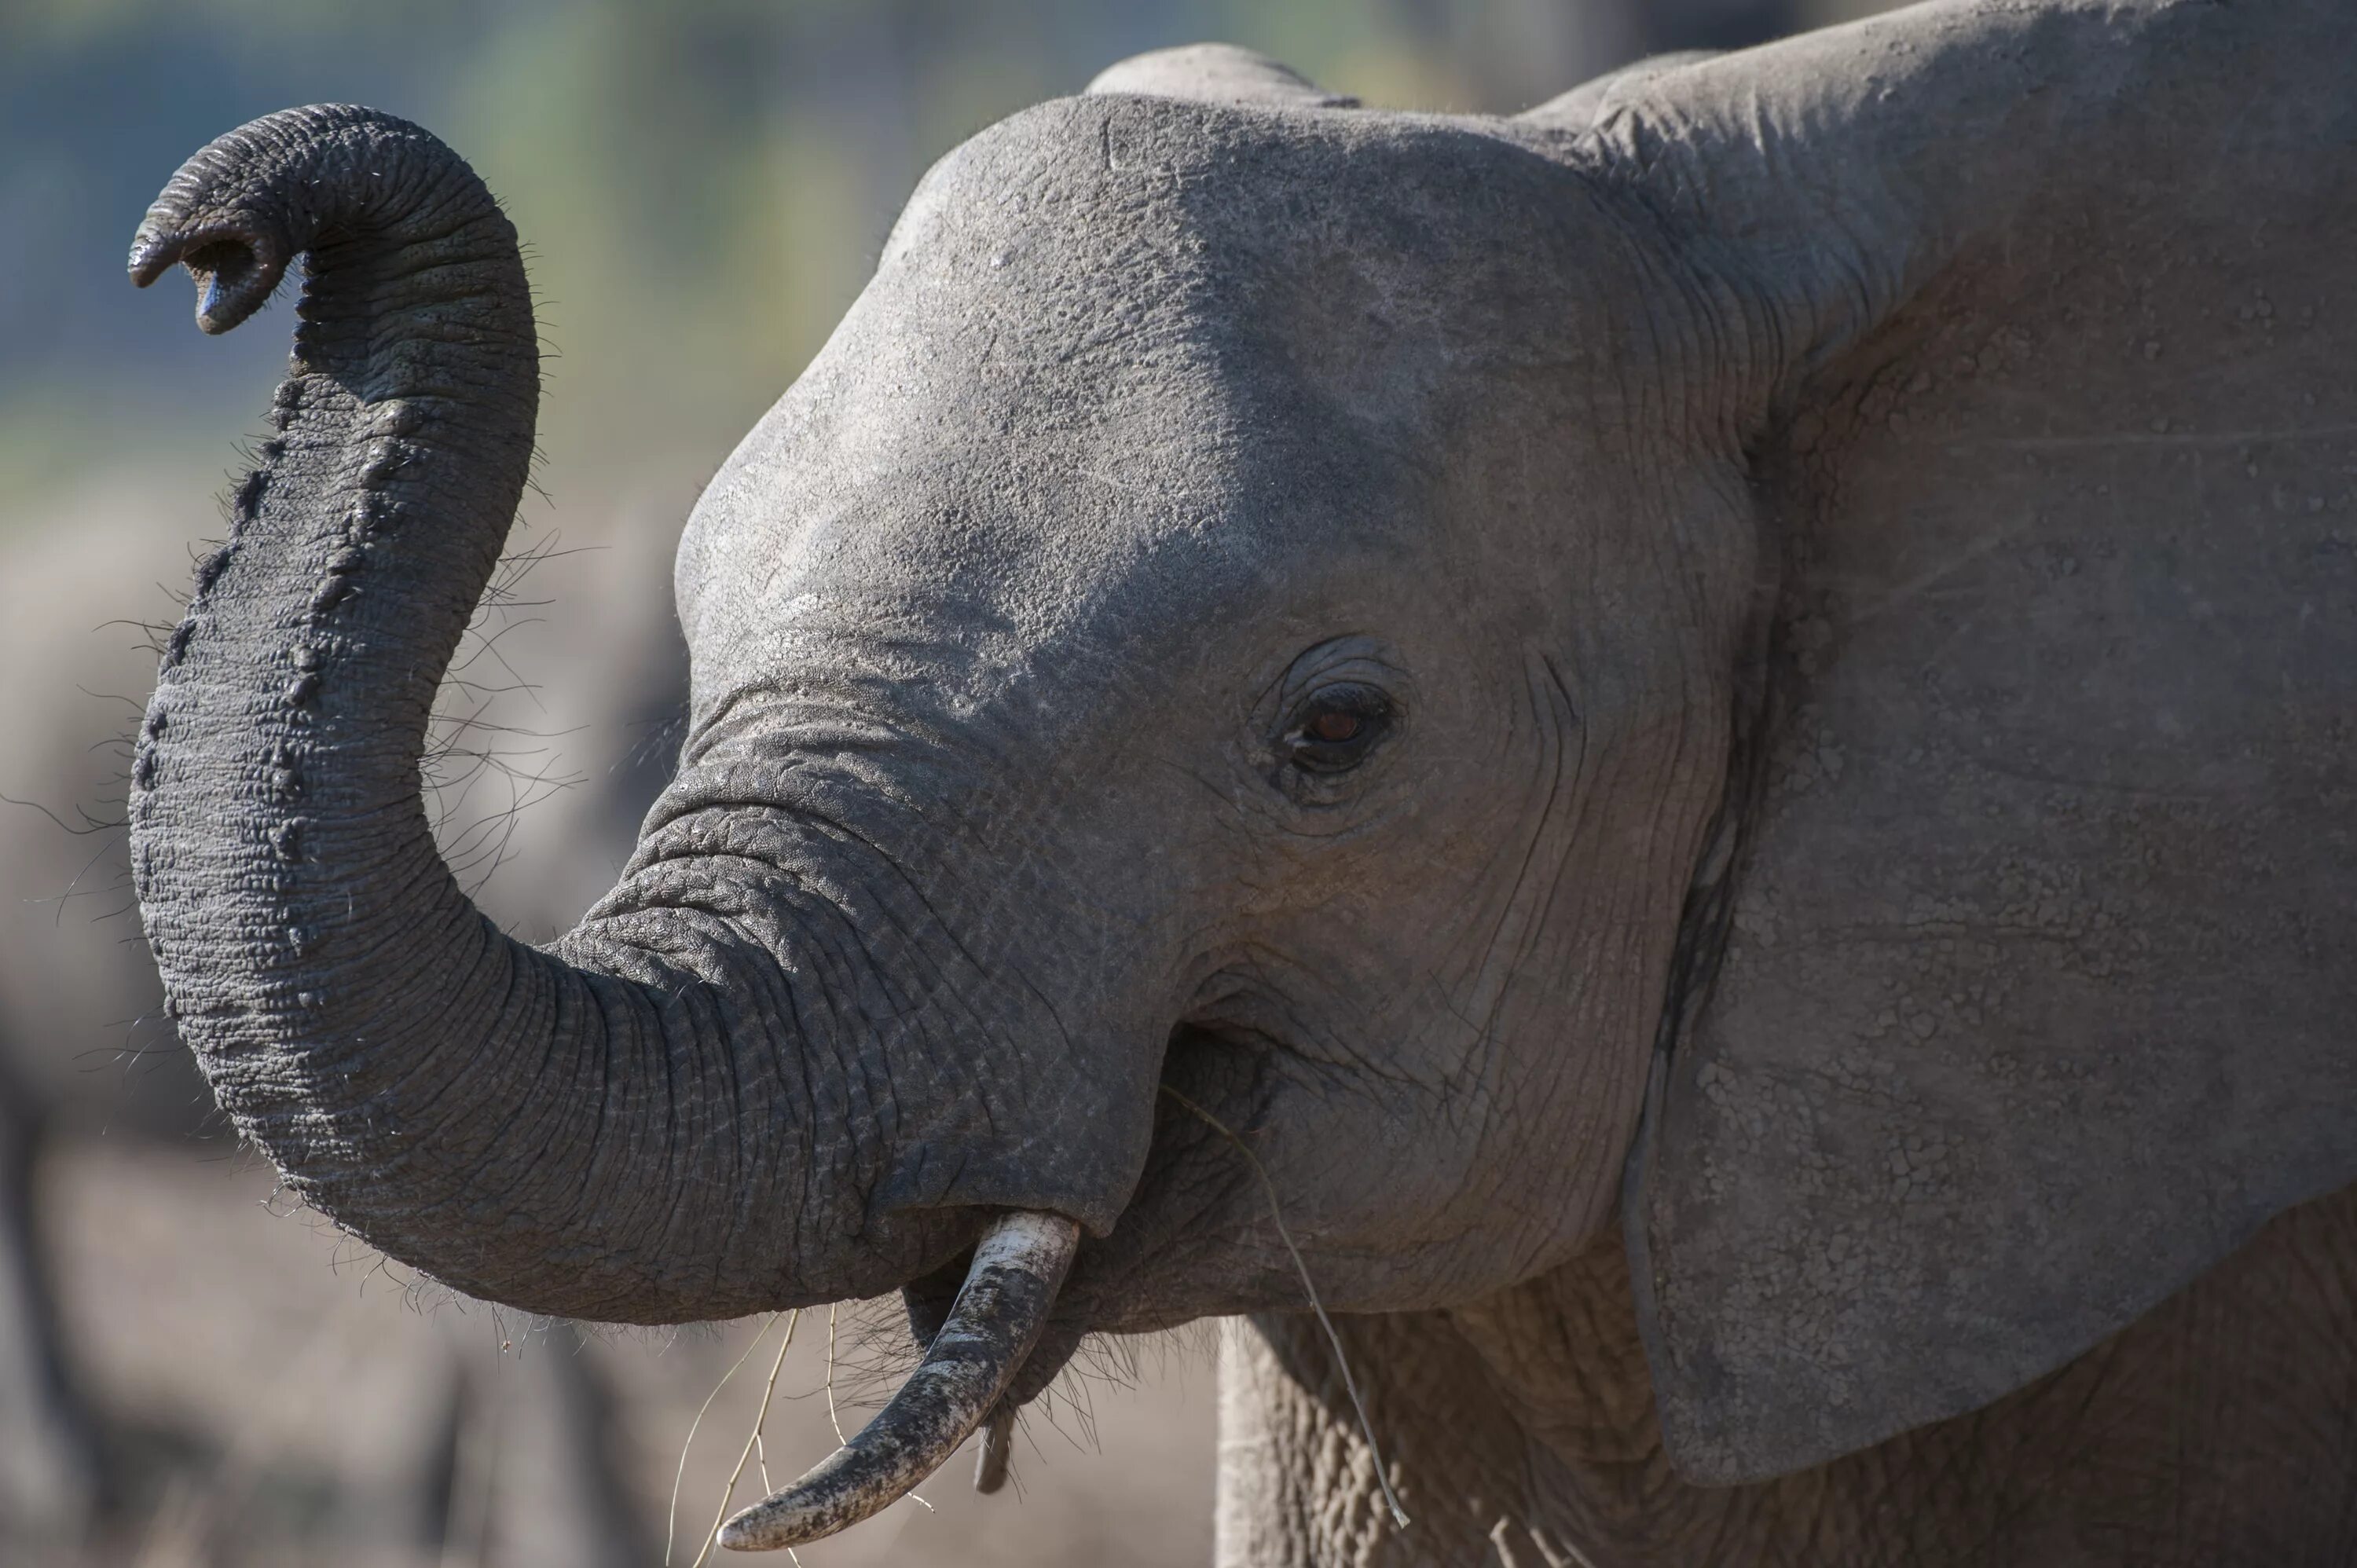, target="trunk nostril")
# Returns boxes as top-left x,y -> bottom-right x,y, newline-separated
181,239 -> 252,274
183,238 -> 275,334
